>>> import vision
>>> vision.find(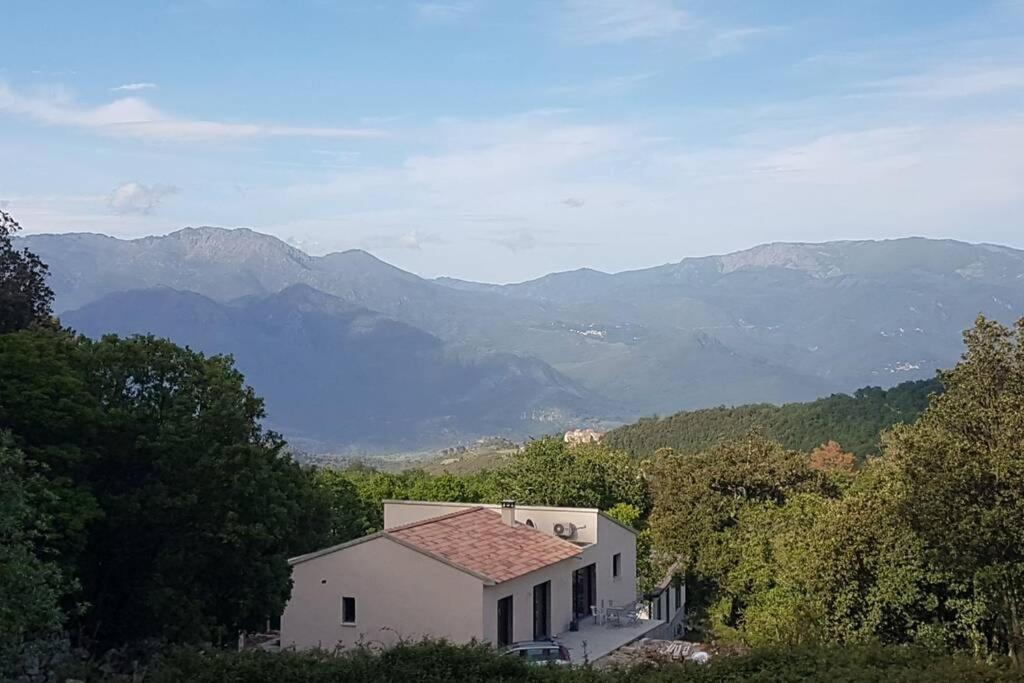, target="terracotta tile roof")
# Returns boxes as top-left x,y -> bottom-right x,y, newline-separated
386,507 -> 581,583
